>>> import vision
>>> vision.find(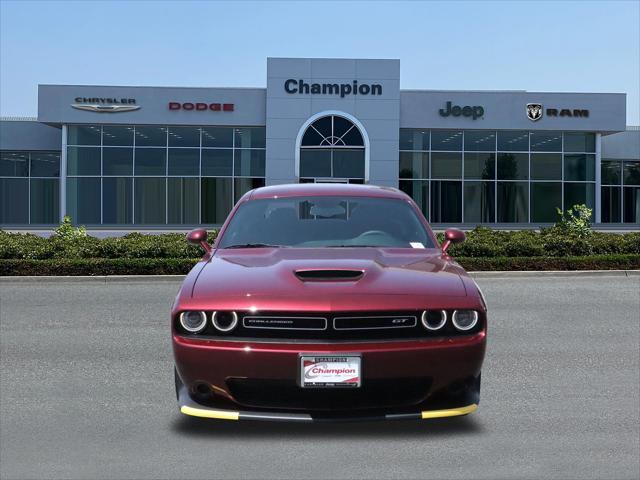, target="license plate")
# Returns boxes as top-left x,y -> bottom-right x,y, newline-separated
299,355 -> 361,388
